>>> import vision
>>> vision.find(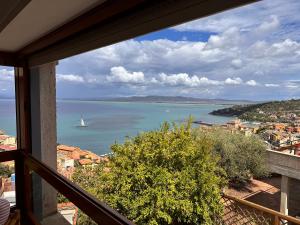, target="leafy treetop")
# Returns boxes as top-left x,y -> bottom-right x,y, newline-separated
73,120 -> 226,225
